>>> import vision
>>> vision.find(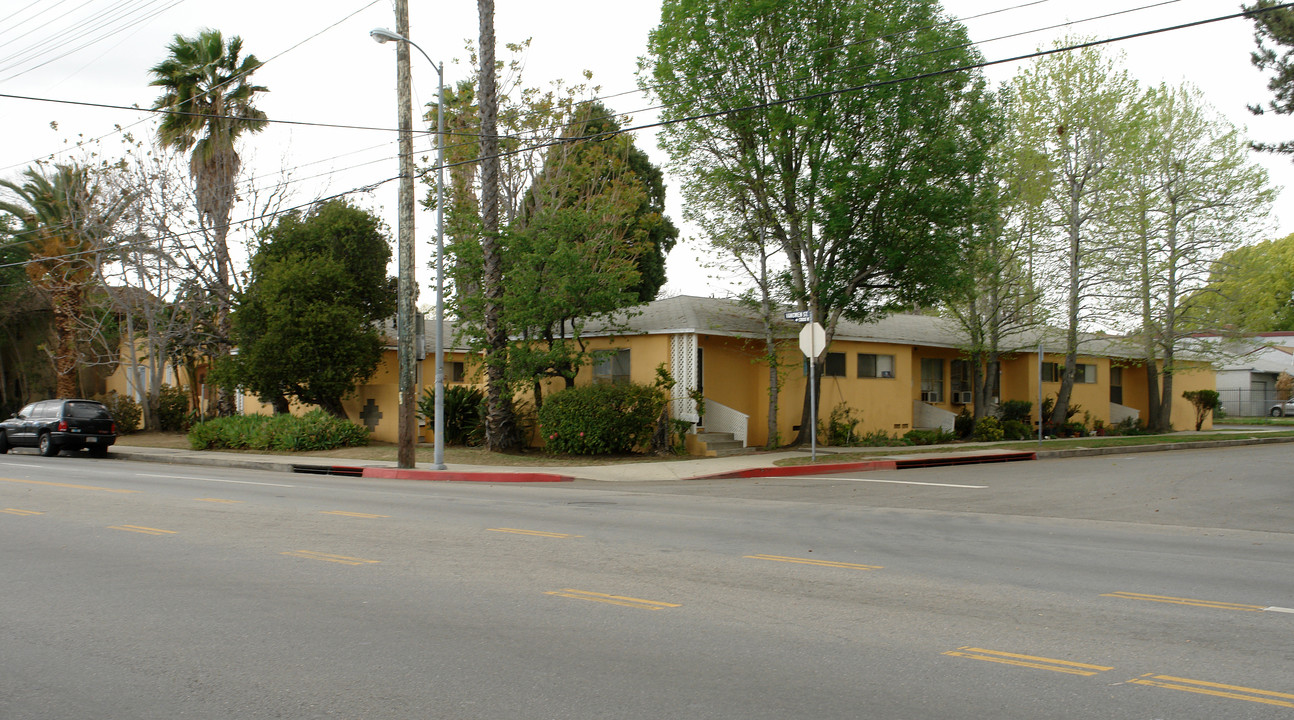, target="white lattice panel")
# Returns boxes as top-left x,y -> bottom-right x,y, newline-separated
670,333 -> 698,423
